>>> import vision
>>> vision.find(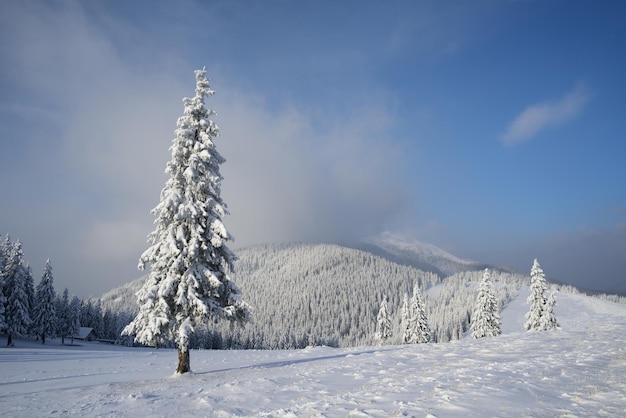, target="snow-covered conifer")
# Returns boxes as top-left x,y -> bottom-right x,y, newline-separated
525,258 -> 549,331
0,285 -> 5,331
92,301 -> 104,338
80,299 -> 104,338
33,259 -> 57,344
0,235 -> 7,330
401,293 -> 411,344
0,235 -> 7,271
410,283 -> 431,343
539,291 -> 559,331
3,240 -> 32,346
24,264 -> 35,335
55,288 -> 70,344
68,296 -> 81,345
102,309 -> 119,340
402,284 -> 430,344
470,268 -> 501,338
374,295 -> 392,343
122,69 -> 250,373
0,234 -> 10,272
